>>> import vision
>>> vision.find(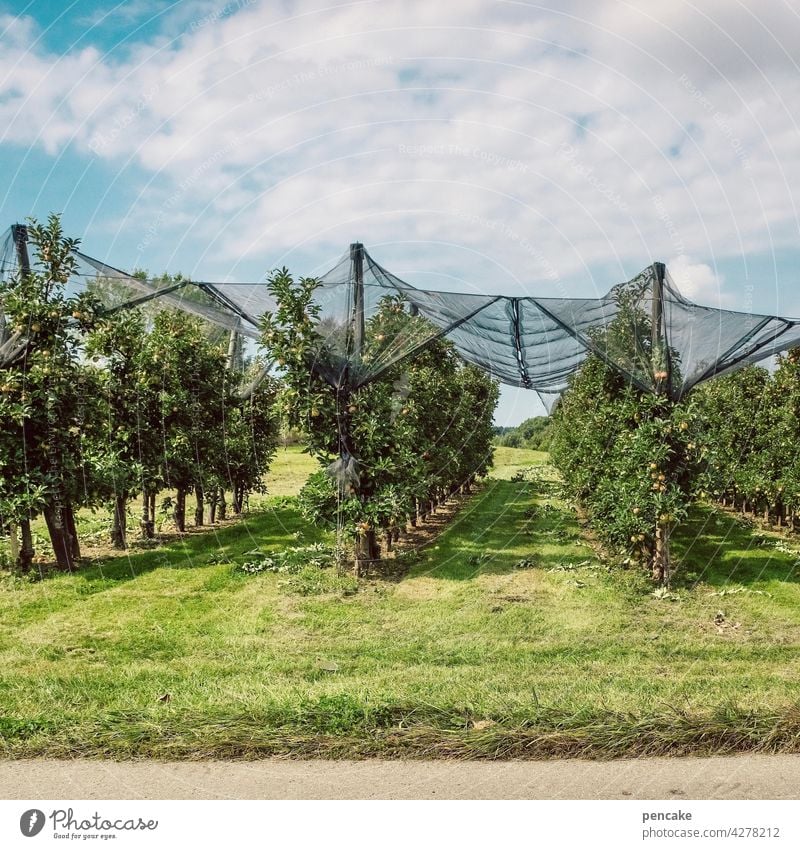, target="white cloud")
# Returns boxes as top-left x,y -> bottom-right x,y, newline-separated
666,253 -> 726,304
1,1 -> 799,288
